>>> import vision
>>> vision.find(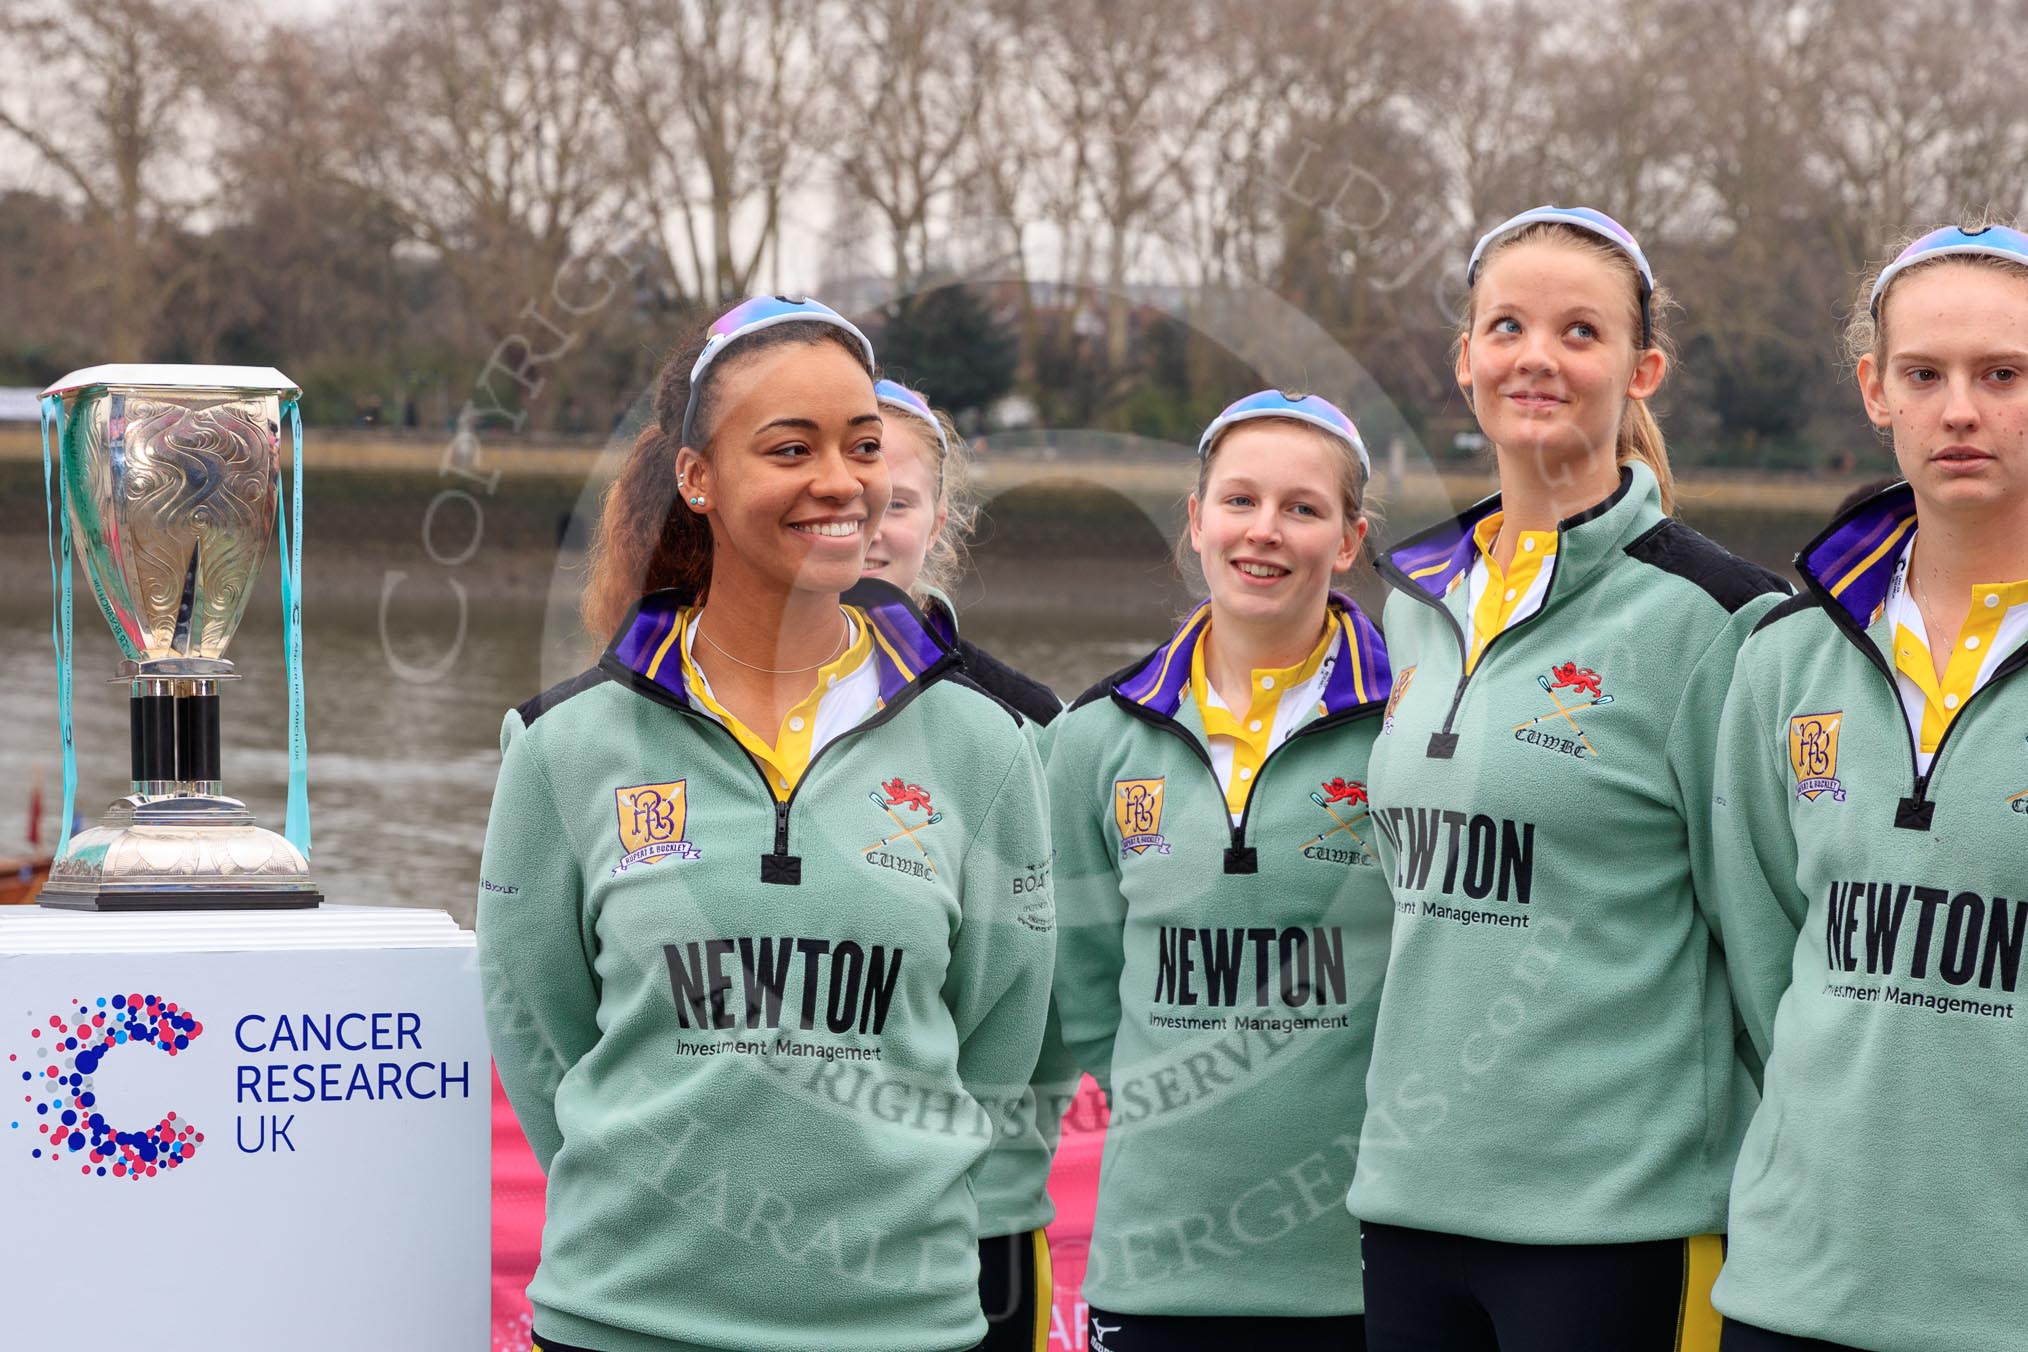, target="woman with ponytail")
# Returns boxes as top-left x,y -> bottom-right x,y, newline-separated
1708,223 -> 2028,1352
479,297 -> 1056,1352
1348,208 -> 1792,1350
1049,391 -> 1393,1349
859,378 -> 1073,1352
